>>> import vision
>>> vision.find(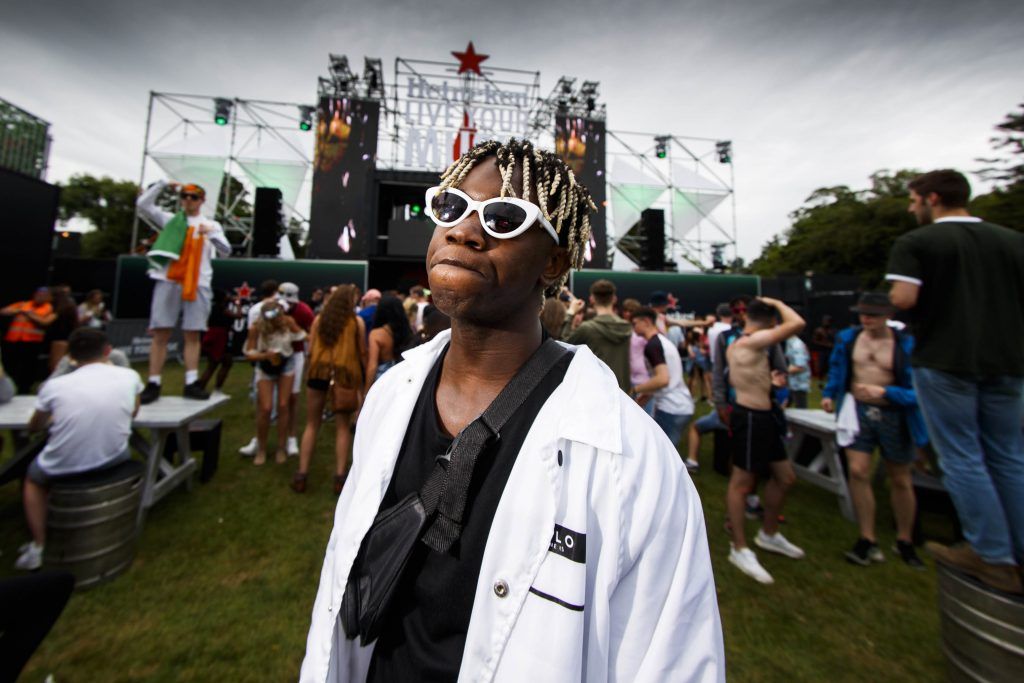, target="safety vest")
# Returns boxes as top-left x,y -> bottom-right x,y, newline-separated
4,301 -> 52,343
